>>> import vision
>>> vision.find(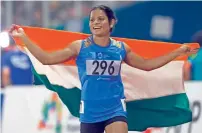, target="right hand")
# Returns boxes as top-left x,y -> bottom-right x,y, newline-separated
9,24 -> 25,38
